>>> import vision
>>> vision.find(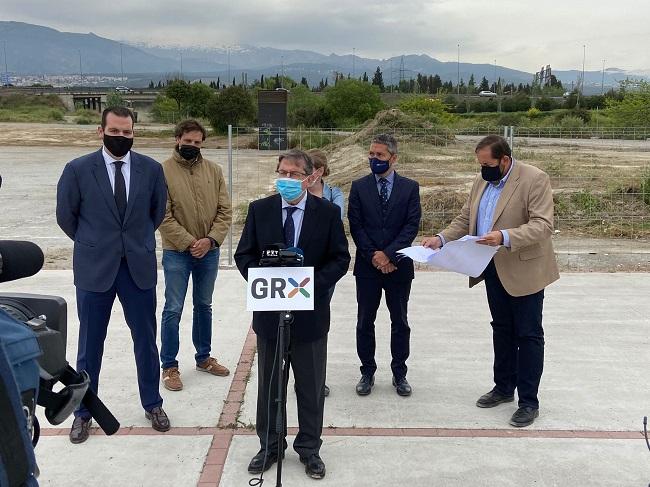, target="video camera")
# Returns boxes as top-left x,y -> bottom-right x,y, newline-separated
259,244 -> 305,268
0,240 -> 119,480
